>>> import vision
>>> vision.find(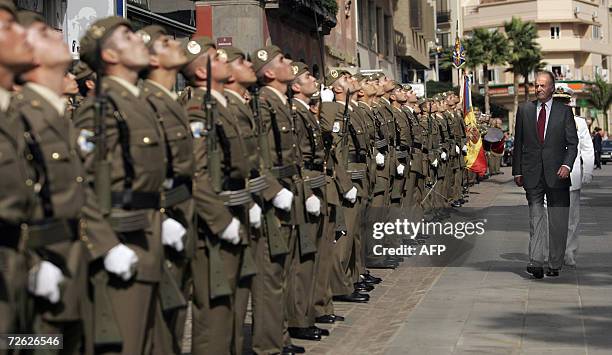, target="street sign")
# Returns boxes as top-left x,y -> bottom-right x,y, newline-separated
407,83 -> 425,98
217,37 -> 233,47
63,0 -> 116,59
